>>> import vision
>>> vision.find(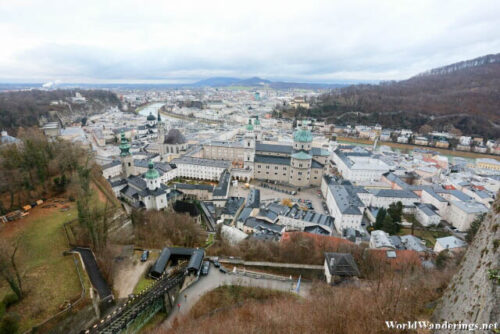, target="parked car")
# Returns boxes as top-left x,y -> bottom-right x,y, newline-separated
212,257 -> 221,268
201,261 -> 210,275
140,250 -> 150,262
219,266 -> 228,274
